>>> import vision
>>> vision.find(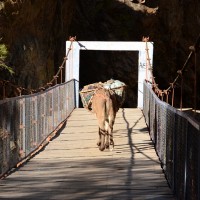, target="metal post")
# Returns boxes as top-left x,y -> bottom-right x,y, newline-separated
57,87 -> 60,124
198,134 -> 200,200
43,93 -> 46,137
172,114 -> 177,194
180,75 -> 183,110
172,87 -> 175,107
51,90 -> 54,131
194,52 -> 197,113
22,99 -> 26,155
74,79 -> 77,108
34,96 -> 38,145
183,122 -> 188,200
